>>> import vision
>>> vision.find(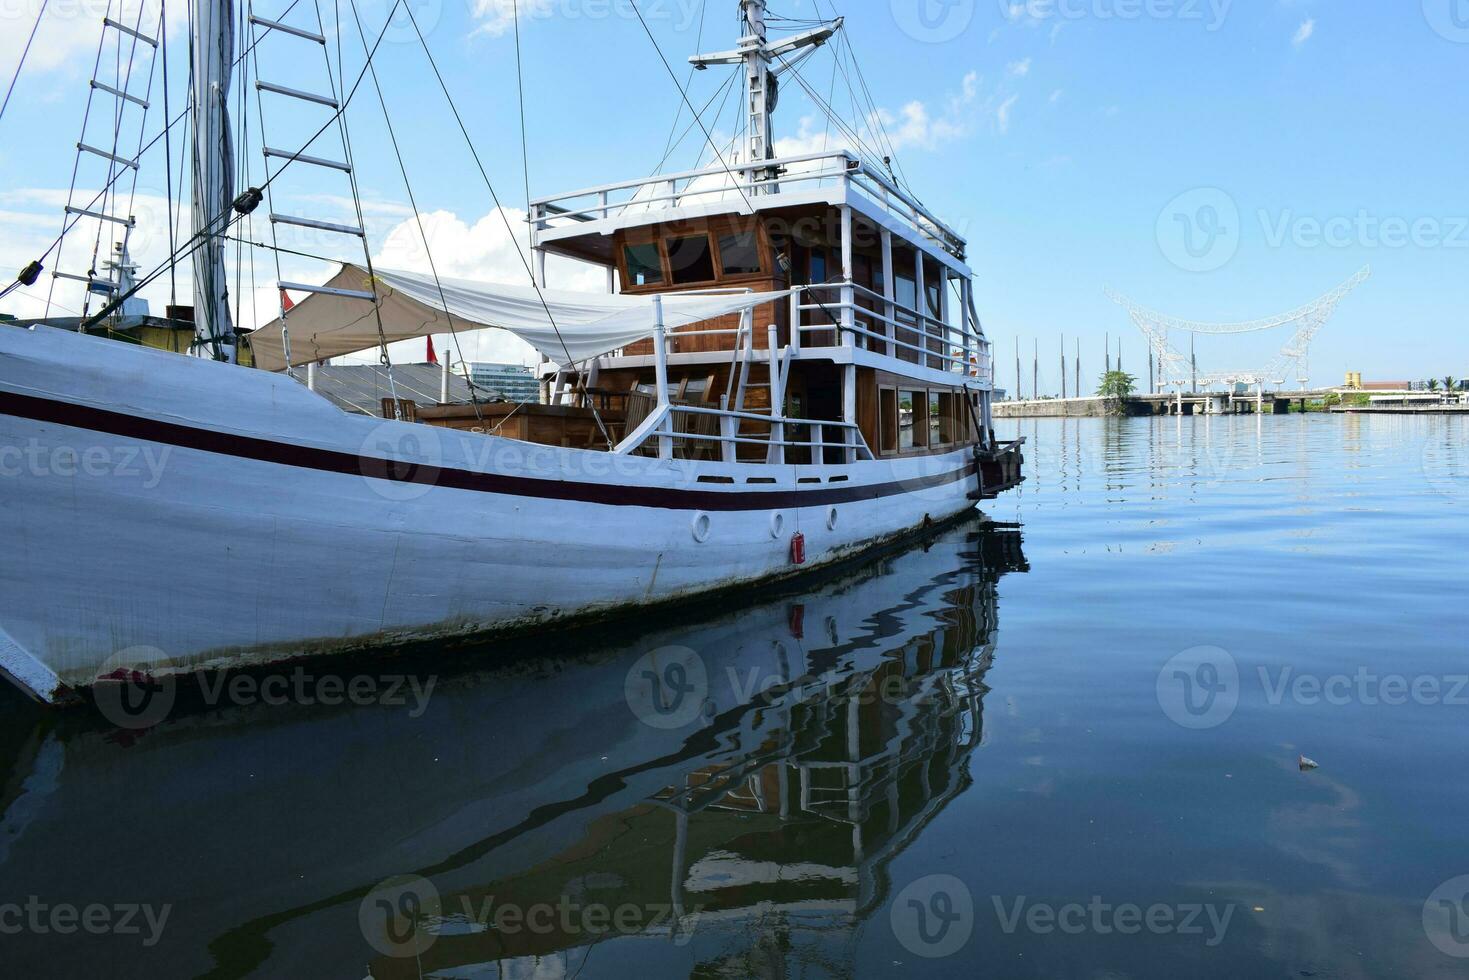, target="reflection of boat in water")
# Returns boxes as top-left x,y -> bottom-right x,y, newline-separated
0,520 -> 1024,978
